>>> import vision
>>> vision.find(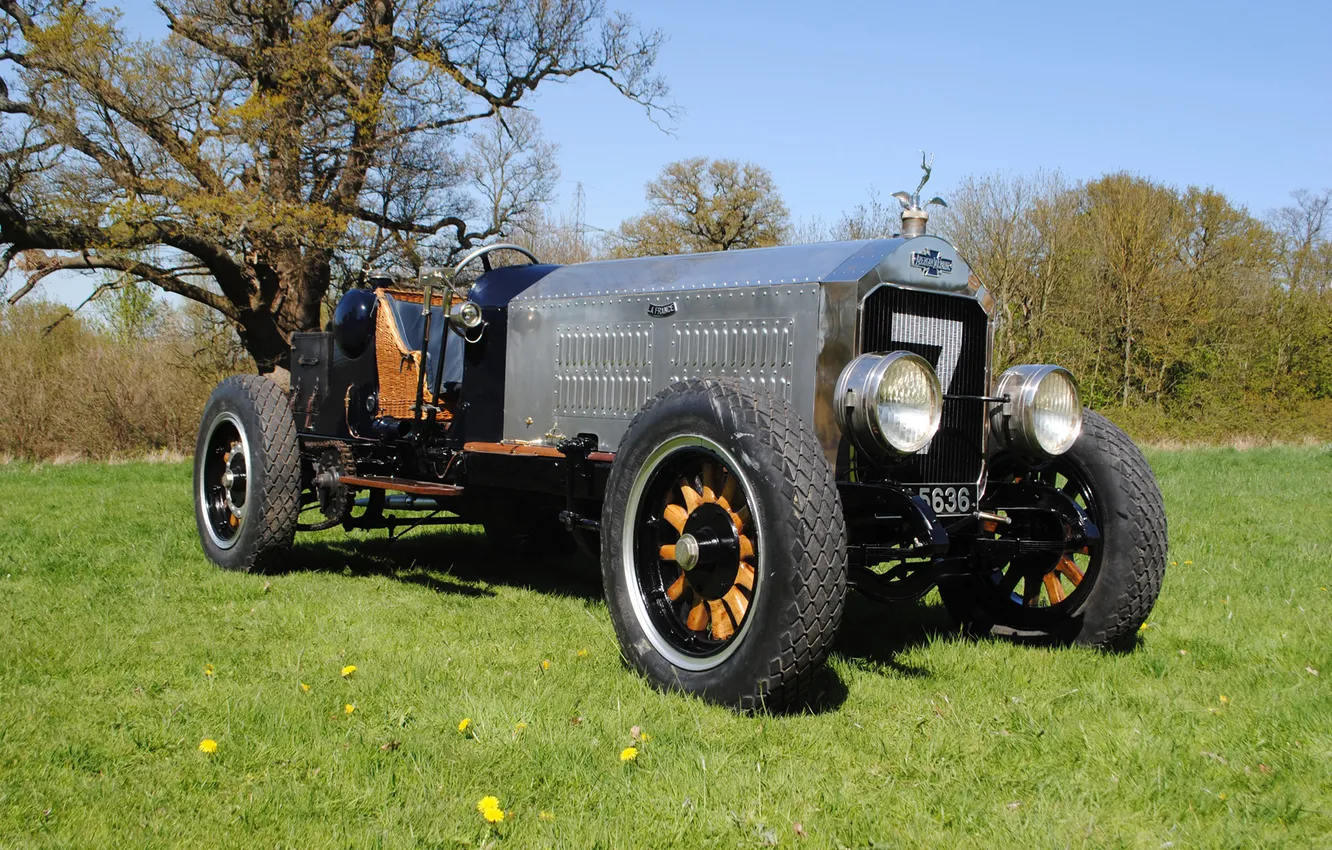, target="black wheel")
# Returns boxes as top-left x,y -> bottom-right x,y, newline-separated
601,378 -> 847,711
940,410 -> 1167,648
193,375 -> 301,572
